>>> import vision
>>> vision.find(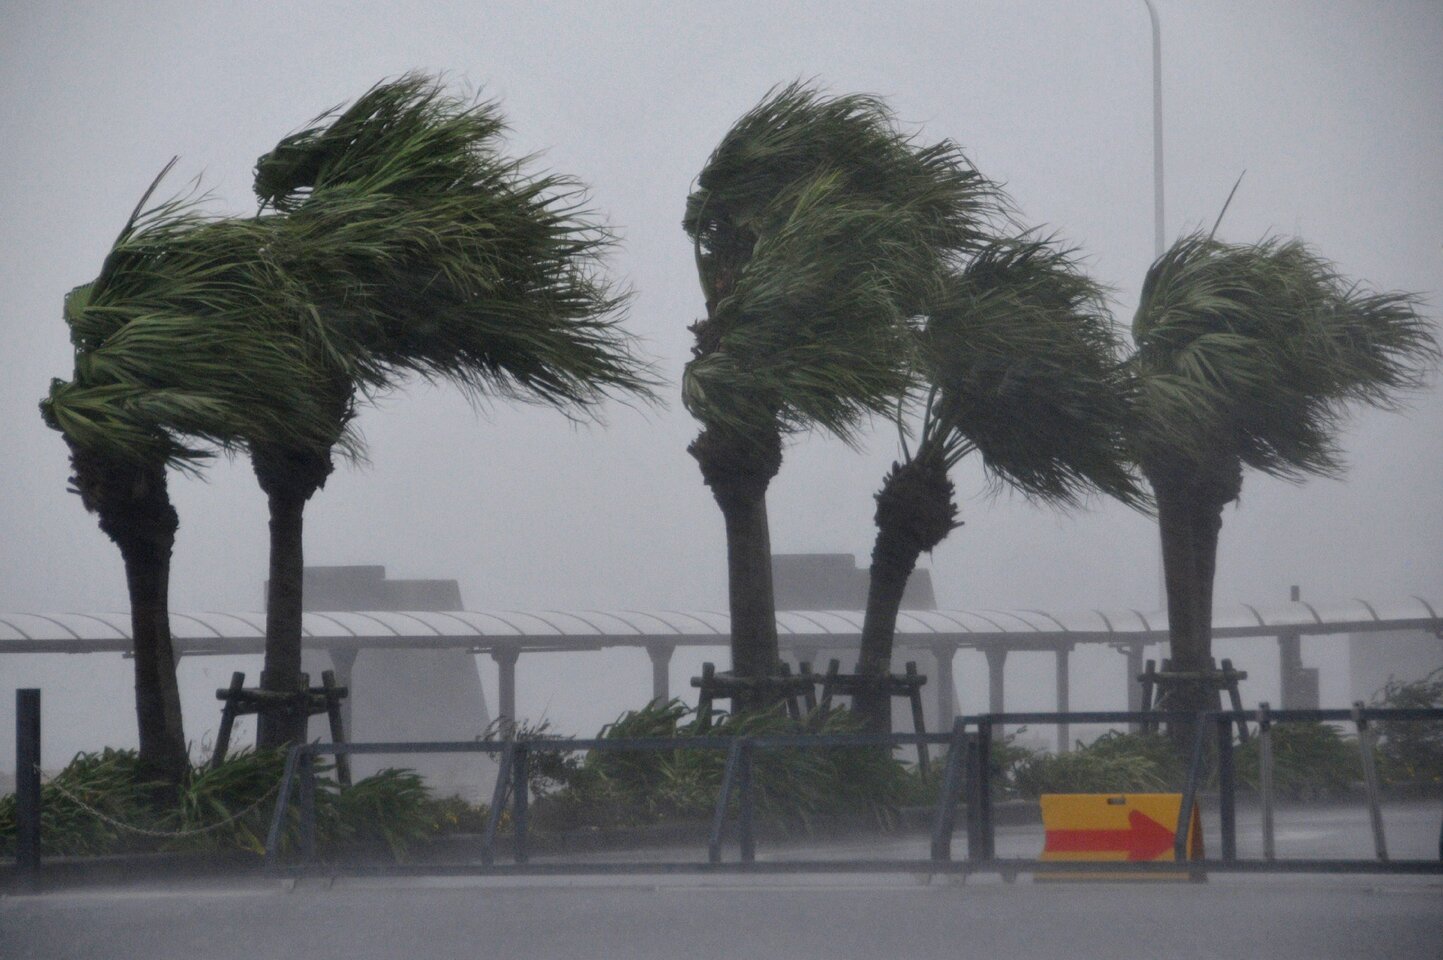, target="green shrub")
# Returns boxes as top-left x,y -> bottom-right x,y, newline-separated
1006,732 -> 1181,798
0,748 -> 480,858
1371,668 -> 1443,786
527,700 -> 914,832
0,748 -> 158,856
1235,721 -> 1358,800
